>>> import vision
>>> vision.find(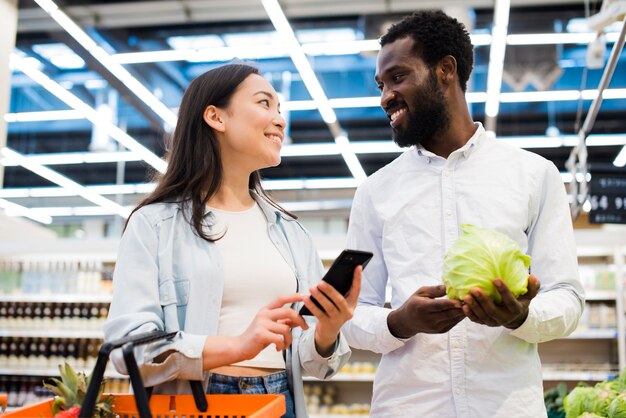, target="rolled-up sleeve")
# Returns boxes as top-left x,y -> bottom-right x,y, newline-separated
298,325 -> 351,379
510,162 -> 585,343
104,211 -> 205,386
295,226 -> 351,378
